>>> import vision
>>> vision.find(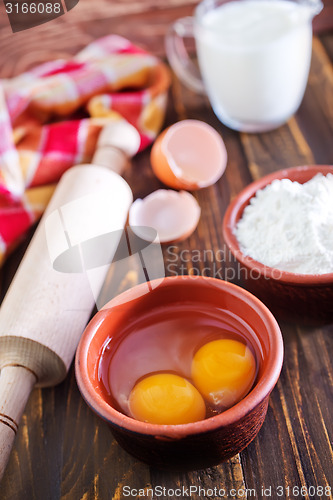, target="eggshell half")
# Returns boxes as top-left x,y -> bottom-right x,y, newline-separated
150,120 -> 227,190
129,190 -> 201,243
